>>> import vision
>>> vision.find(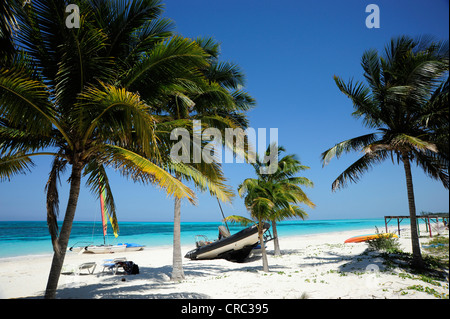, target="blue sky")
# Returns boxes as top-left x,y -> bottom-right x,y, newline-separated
0,0 -> 448,222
